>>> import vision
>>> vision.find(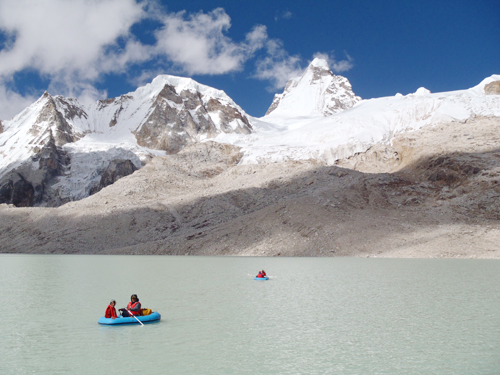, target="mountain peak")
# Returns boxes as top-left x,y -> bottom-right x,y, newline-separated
309,57 -> 329,69
265,60 -> 361,117
141,74 -> 238,107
